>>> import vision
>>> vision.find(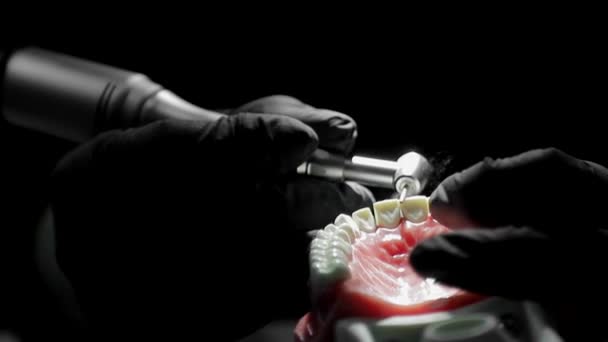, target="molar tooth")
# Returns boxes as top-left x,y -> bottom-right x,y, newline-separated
324,223 -> 340,235
311,238 -> 329,250
352,207 -> 376,233
311,261 -> 330,274
328,247 -> 348,261
373,199 -> 402,228
335,229 -> 352,243
338,223 -> 358,242
310,251 -> 351,299
331,257 -> 349,269
315,230 -> 334,240
309,244 -> 329,256
311,265 -> 350,293
310,254 -> 328,264
400,195 -> 430,223
329,239 -> 353,257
